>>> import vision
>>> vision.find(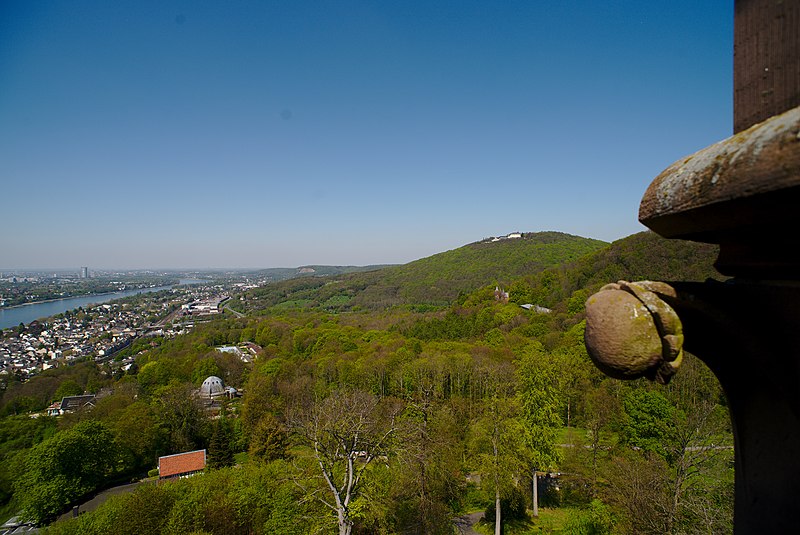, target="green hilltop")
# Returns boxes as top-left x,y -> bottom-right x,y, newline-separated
502,230 -> 722,312
236,231 -> 721,314
237,231 -> 609,312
